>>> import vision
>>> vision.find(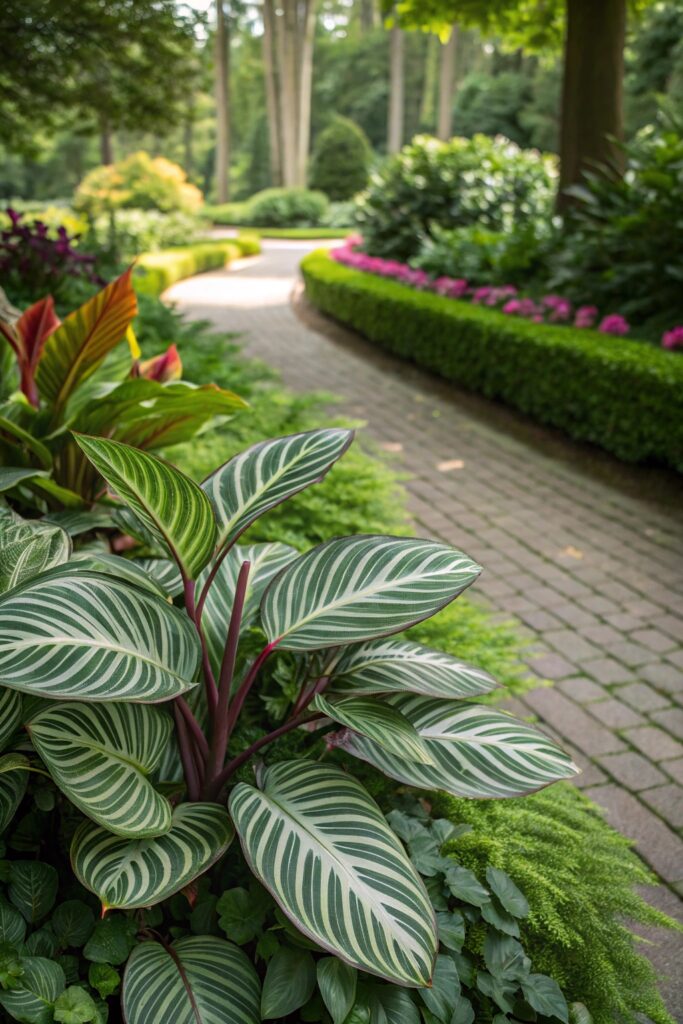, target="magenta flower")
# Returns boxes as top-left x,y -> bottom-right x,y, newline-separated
574,305 -> 598,329
599,314 -> 630,336
662,325 -> 683,350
